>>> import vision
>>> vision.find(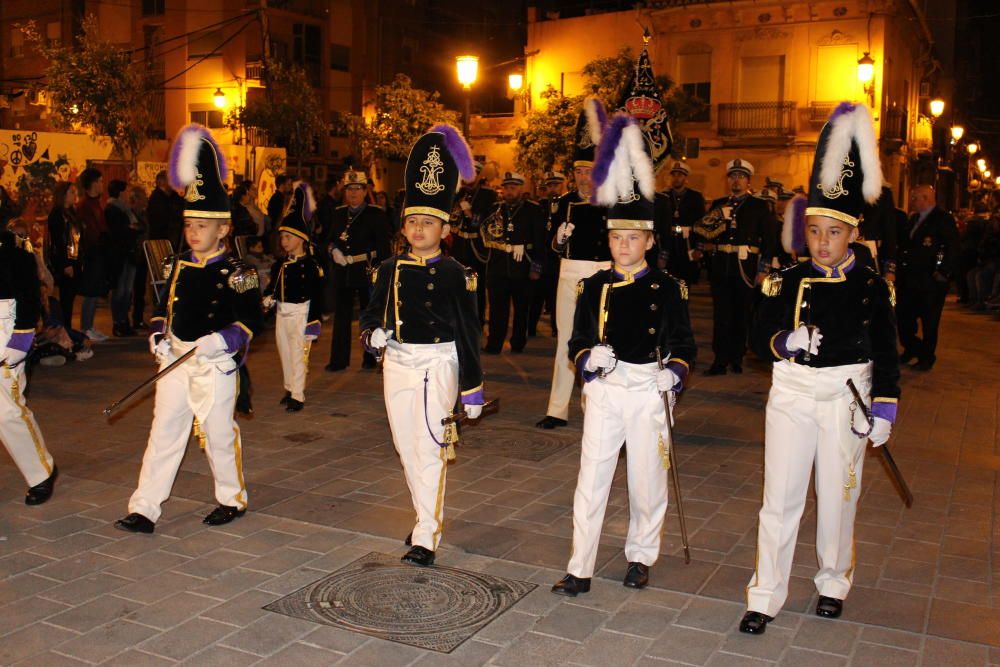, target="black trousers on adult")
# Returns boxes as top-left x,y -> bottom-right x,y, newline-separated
329,268 -> 374,368
896,274 -> 948,366
57,273 -> 78,331
132,259 -> 148,326
528,268 -> 557,336
486,274 -> 530,353
710,272 -> 754,367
